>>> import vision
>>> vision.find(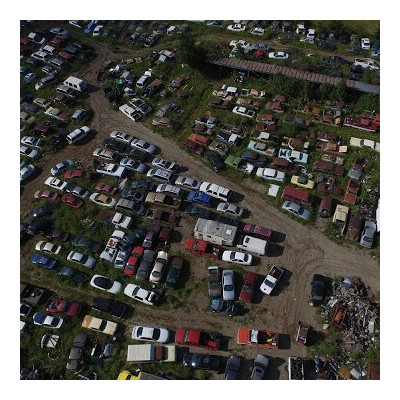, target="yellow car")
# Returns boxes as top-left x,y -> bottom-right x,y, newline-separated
117,370 -> 139,380
290,175 -> 315,190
